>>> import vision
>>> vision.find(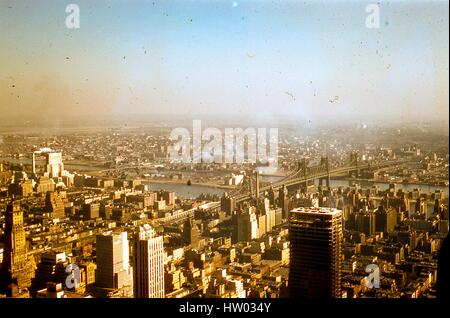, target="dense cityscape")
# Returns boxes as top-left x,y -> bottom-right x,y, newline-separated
0,122 -> 448,298
0,0 -> 448,304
